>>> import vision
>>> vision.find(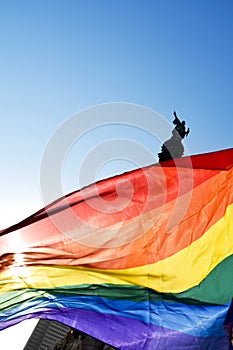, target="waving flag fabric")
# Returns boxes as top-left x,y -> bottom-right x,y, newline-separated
0,148 -> 233,349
